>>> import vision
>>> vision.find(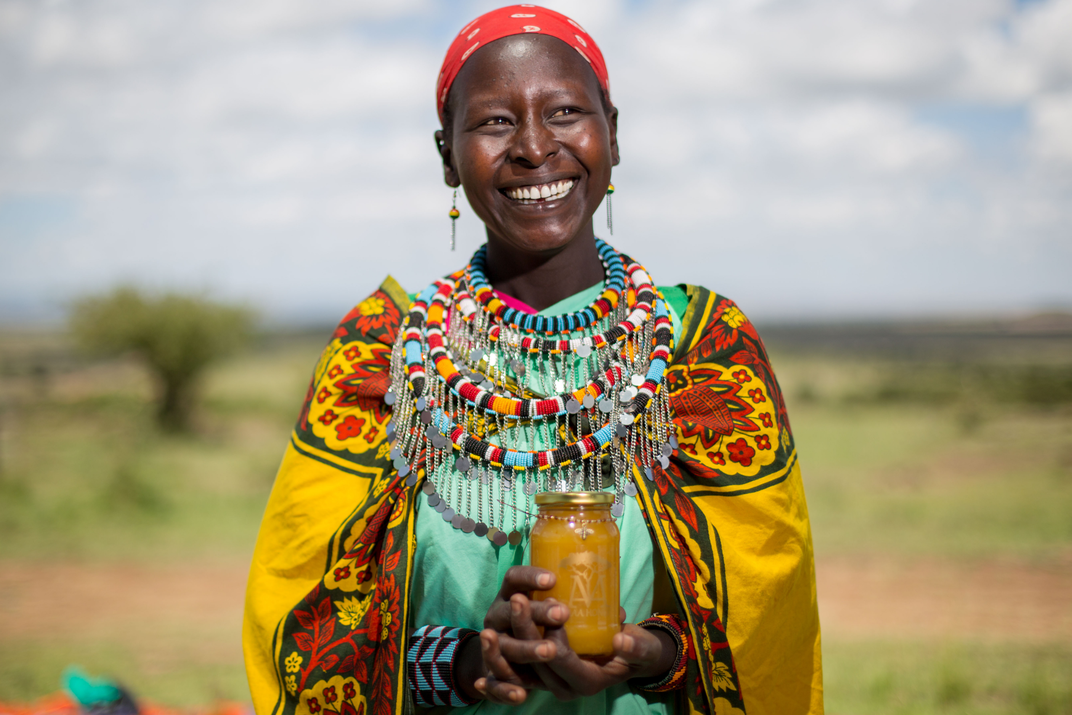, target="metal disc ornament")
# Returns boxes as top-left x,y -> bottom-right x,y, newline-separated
442,507 -> 455,521
405,474 -> 419,487
507,530 -> 522,546
397,464 -> 410,478
384,391 -> 396,405
434,500 -> 447,513
451,514 -> 465,529
493,530 -> 509,546
524,481 -> 538,495
644,466 -> 655,481
624,481 -> 638,496
474,522 -> 489,537
422,481 -> 435,495
611,502 -> 625,518
427,493 -> 441,507
415,397 -> 426,411
583,394 -> 595,409
462,518 -> 476,533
